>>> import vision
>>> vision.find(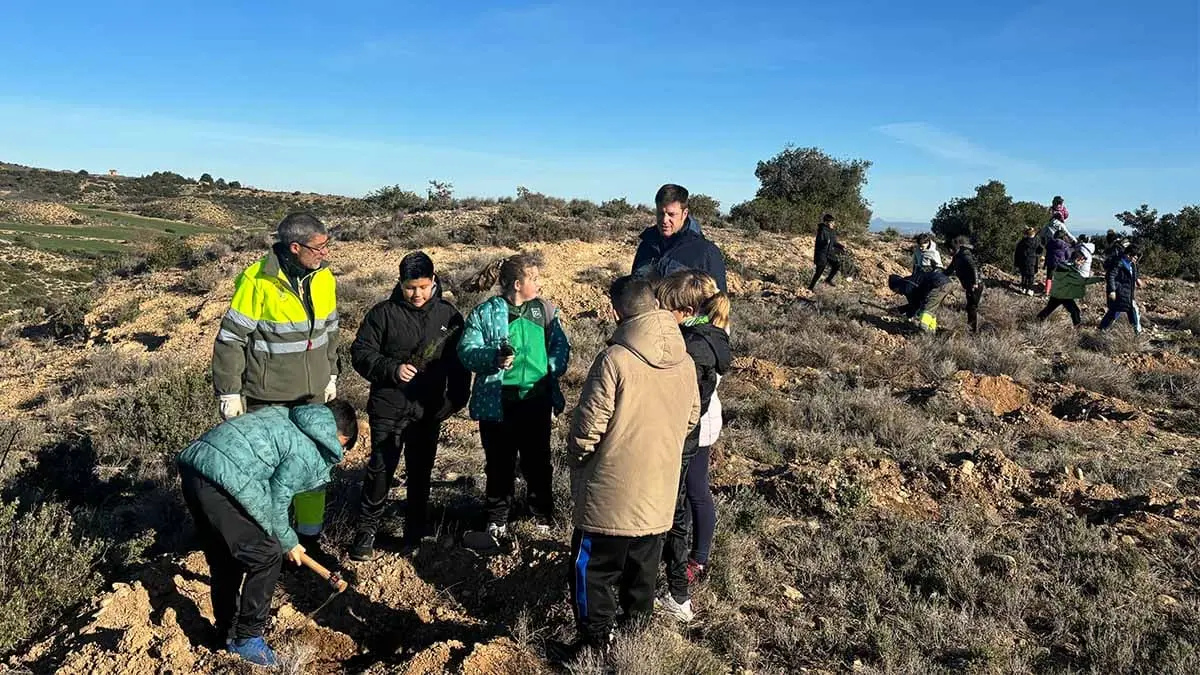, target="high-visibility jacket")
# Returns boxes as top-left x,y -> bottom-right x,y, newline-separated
213,249 -> 339,402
